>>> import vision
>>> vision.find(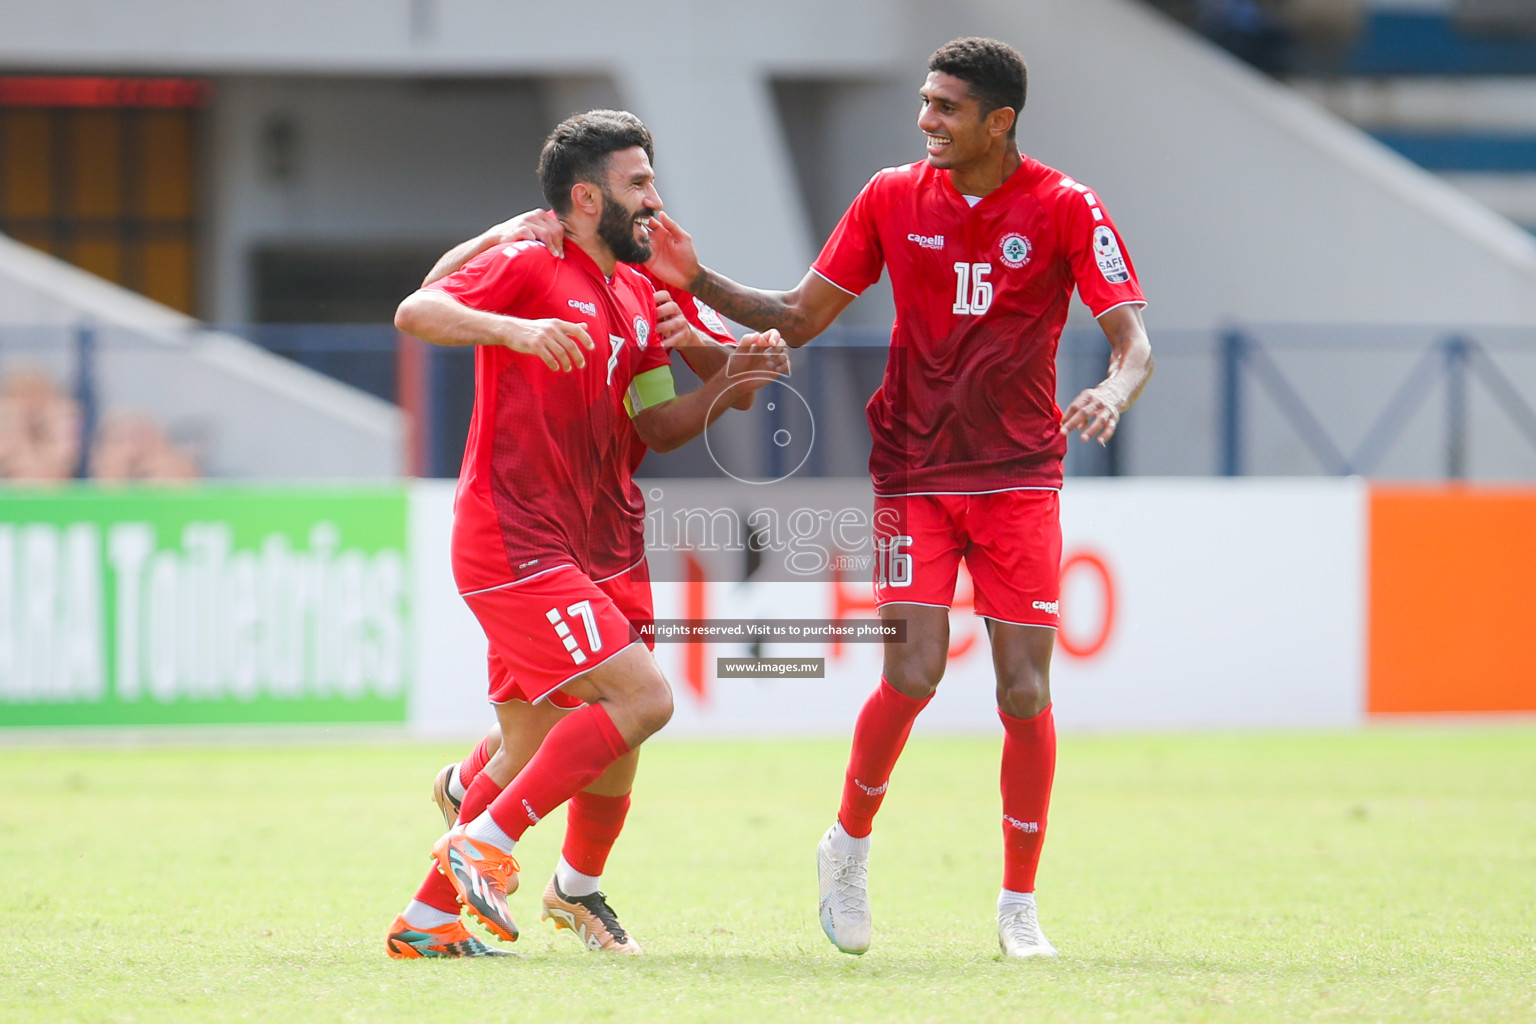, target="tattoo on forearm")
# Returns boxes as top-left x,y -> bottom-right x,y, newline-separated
692,270 -> 809,336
